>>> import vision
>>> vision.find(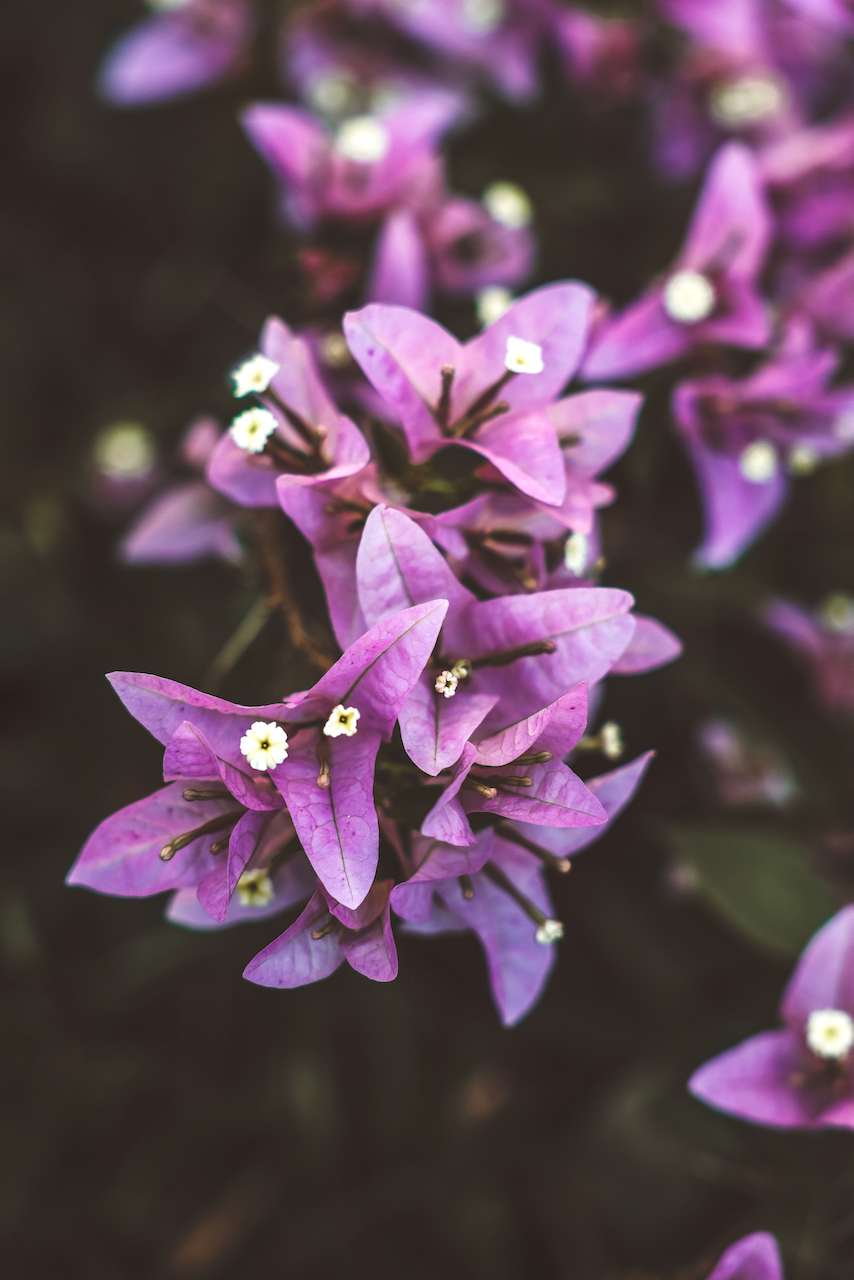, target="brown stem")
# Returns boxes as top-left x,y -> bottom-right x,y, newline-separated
254,510 -> 335,673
